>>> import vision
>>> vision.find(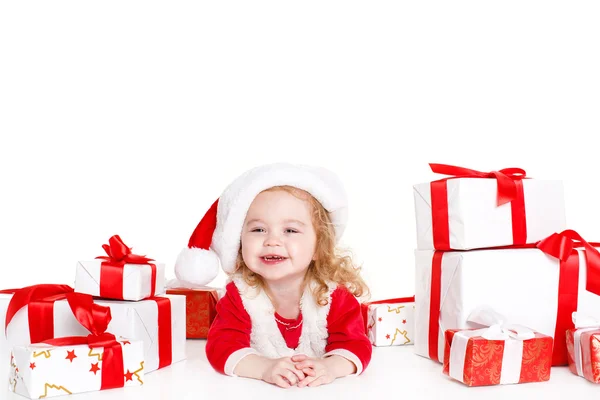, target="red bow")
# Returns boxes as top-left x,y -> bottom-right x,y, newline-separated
0,284 -> 74,333
96,235 -> 153,265
95,235 -> 157,299
42,292 -> 126,390
429,163 -> 526,206
537,229 -> 600,296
